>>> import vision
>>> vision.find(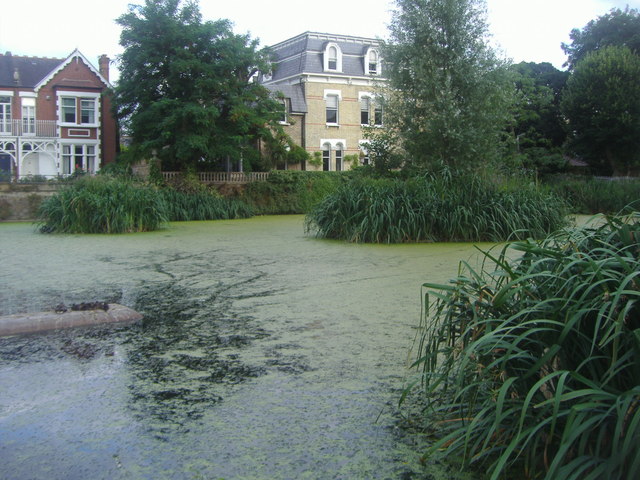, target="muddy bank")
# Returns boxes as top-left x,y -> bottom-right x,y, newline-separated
0,216 -> 486,479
